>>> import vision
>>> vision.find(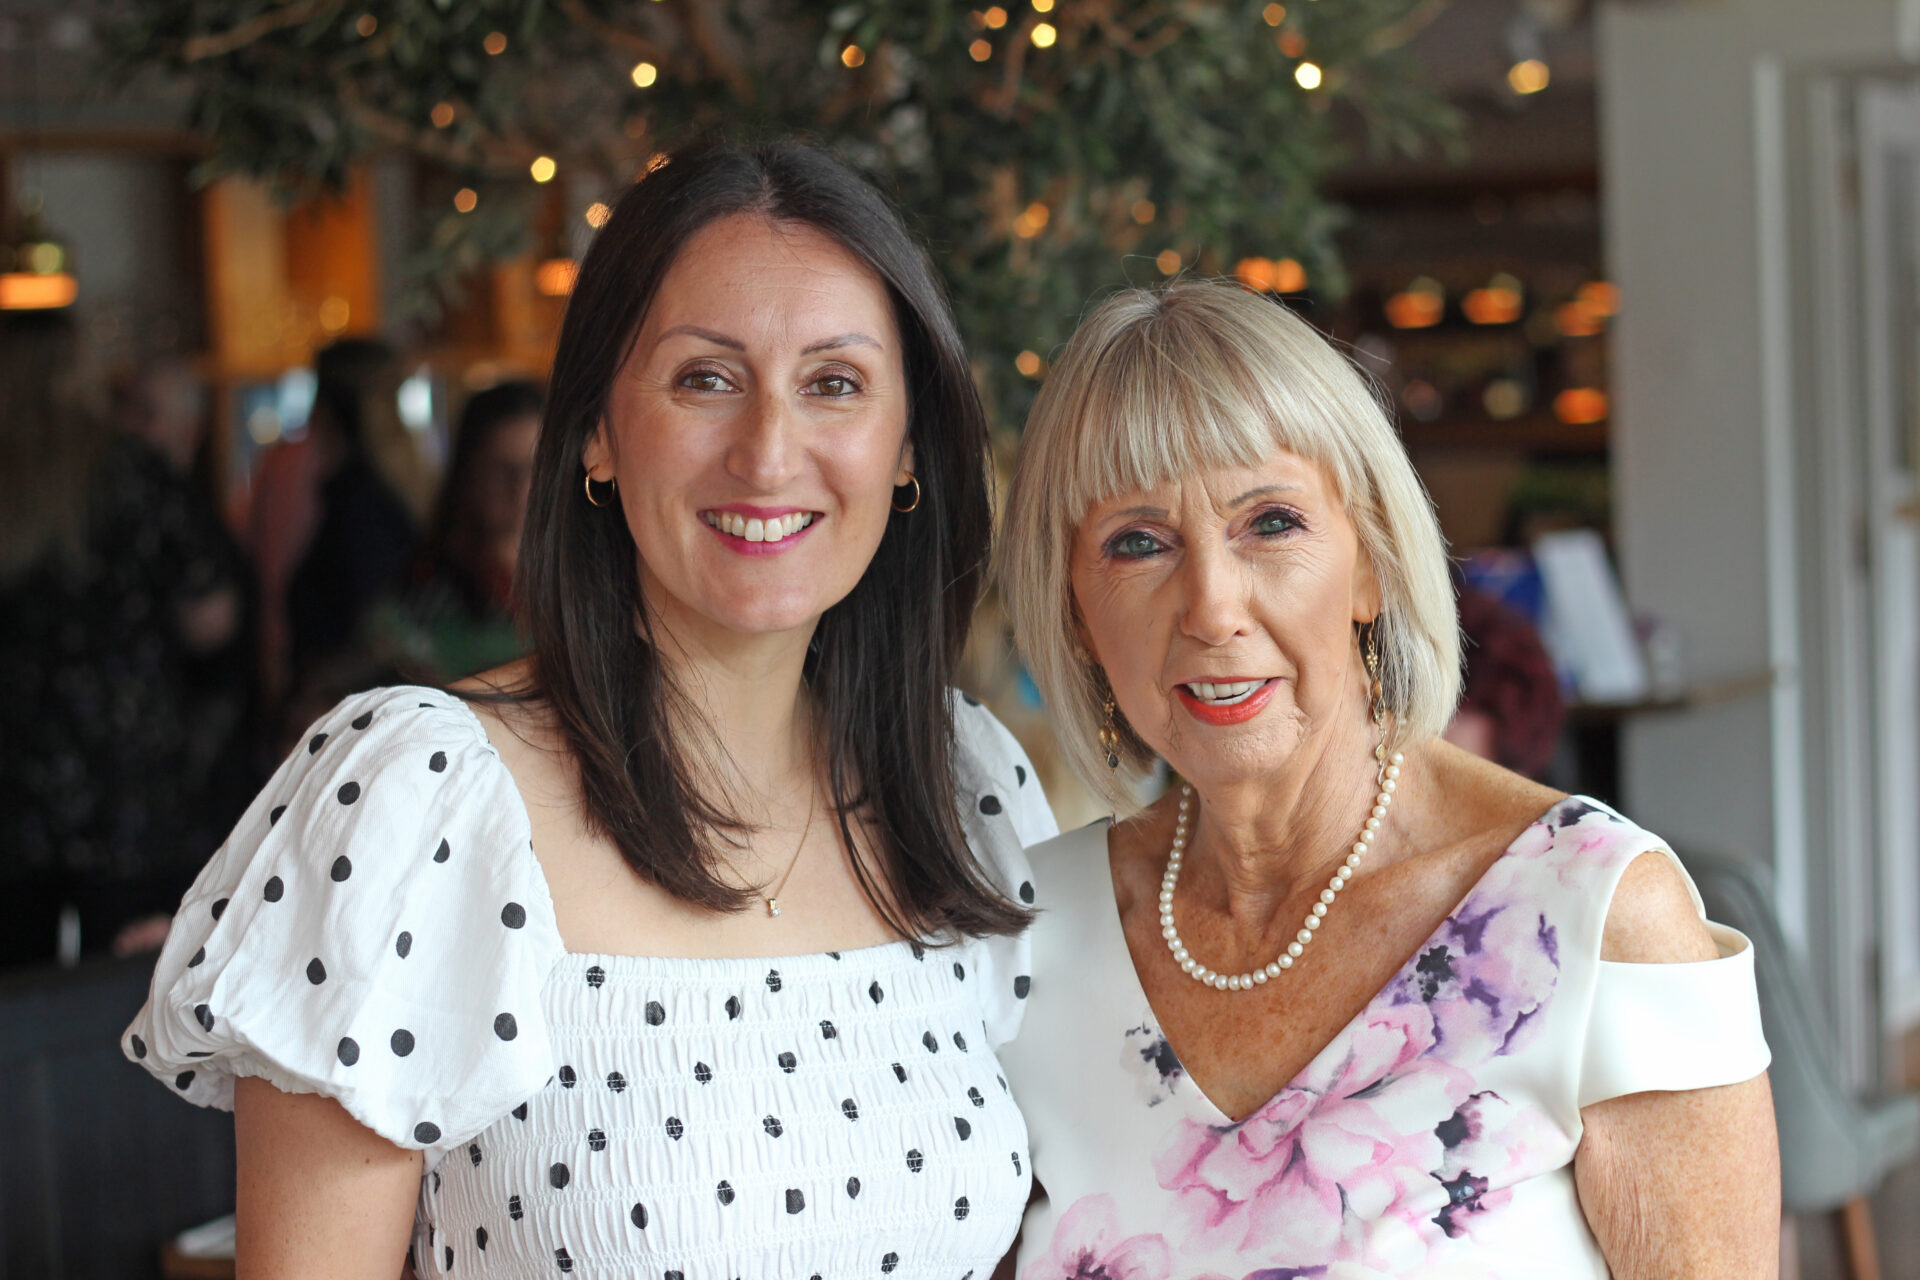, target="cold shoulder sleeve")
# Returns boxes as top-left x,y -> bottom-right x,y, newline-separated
951,692 -> 1057,1048
122,686 -> 565,1167
1576,844 -> 1771,1109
